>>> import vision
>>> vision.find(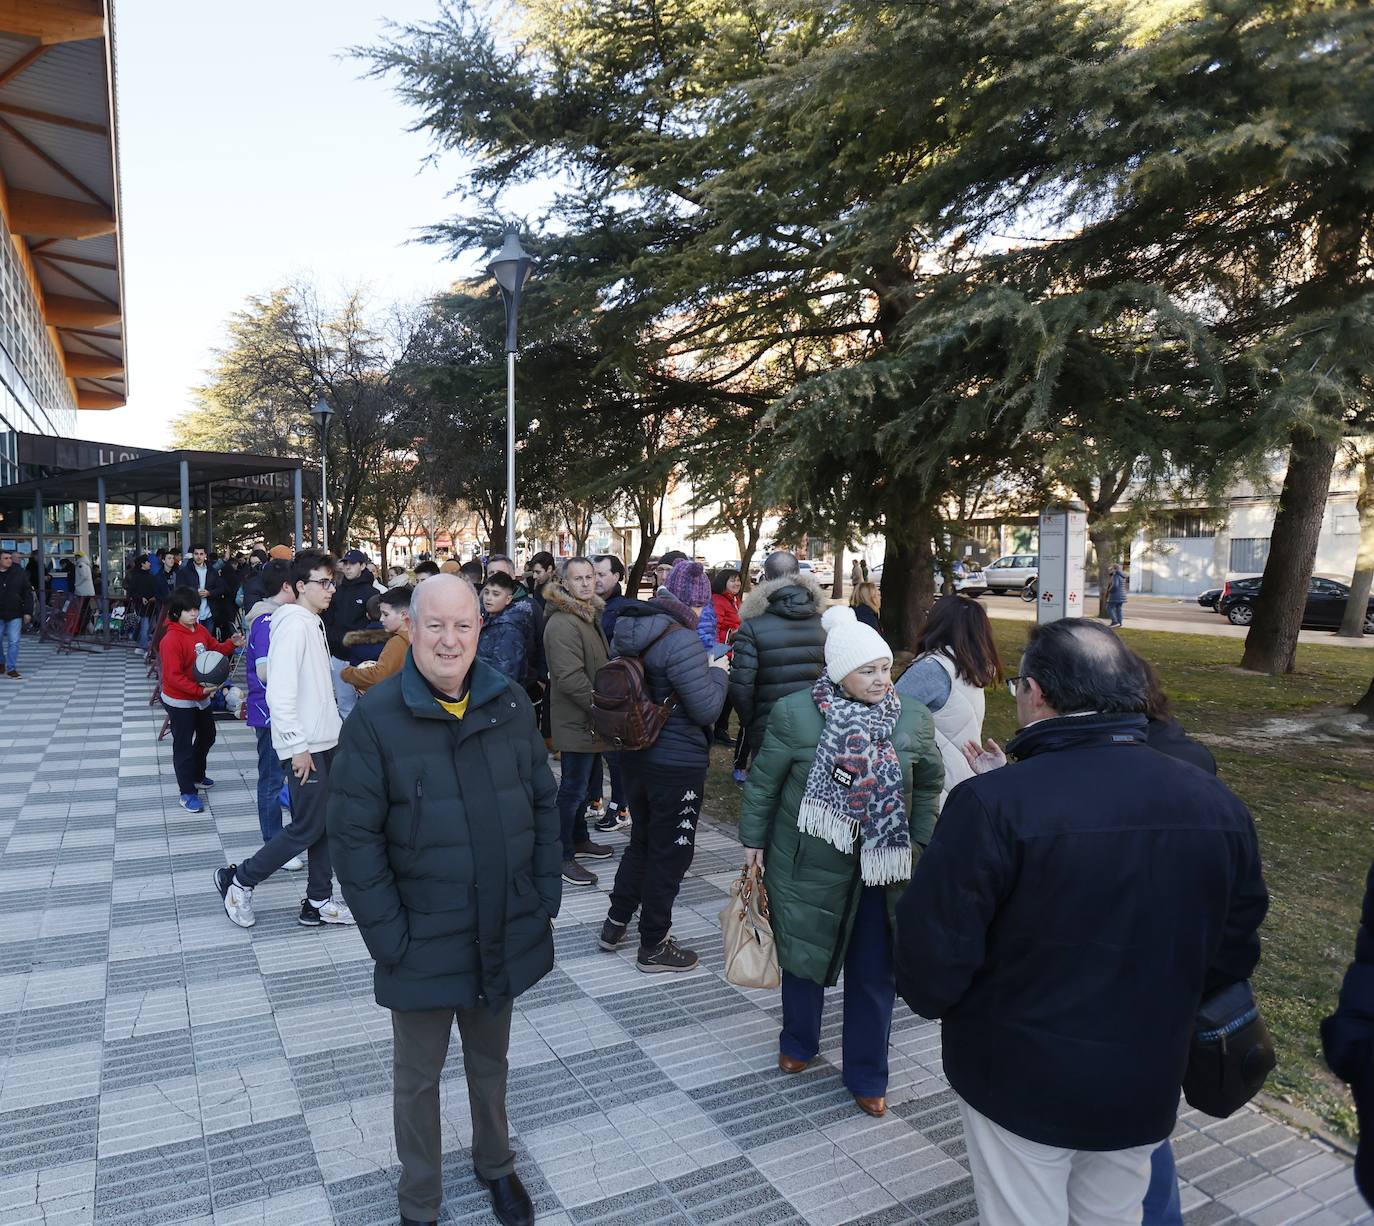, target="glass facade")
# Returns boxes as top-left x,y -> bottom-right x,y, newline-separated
0,209 -> 78,484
